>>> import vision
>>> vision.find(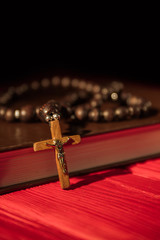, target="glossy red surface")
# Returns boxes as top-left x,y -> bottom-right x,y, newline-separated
0,156 -> 160,239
